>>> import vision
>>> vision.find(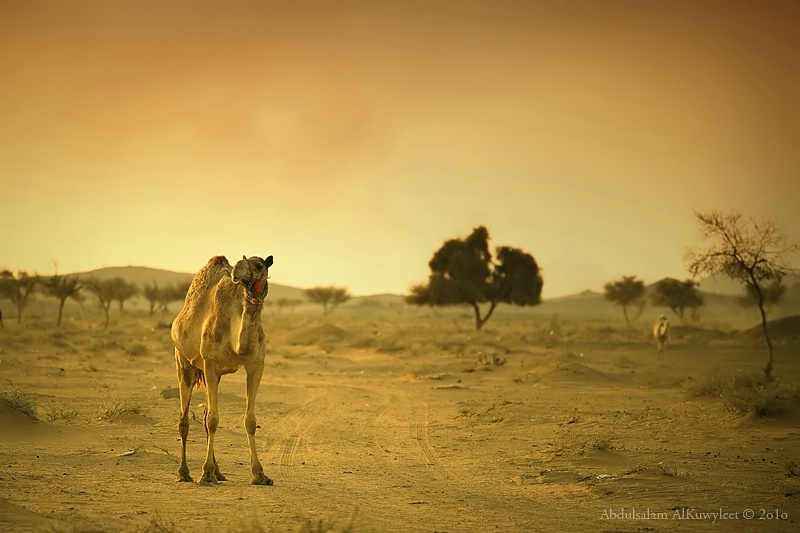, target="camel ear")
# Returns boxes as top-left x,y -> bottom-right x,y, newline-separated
242,255 -> 247,261
263,256 -> 273,268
